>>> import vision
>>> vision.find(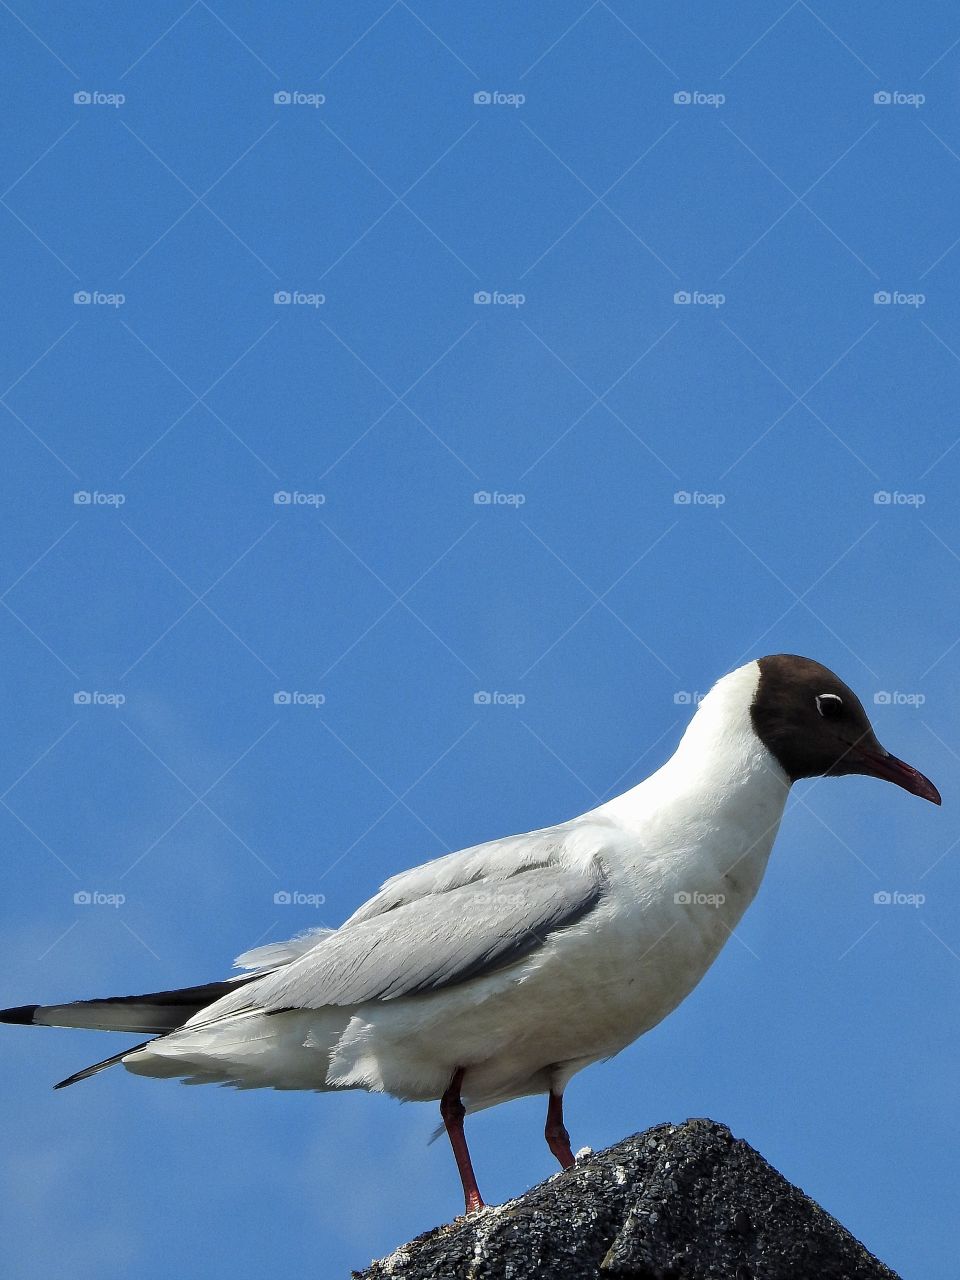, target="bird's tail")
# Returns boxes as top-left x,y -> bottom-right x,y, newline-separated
0,976 -> 260,1088
0,978 -> 254,1035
